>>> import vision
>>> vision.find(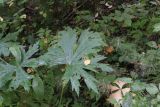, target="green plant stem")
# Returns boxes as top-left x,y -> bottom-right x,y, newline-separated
59,85 -> 64,106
